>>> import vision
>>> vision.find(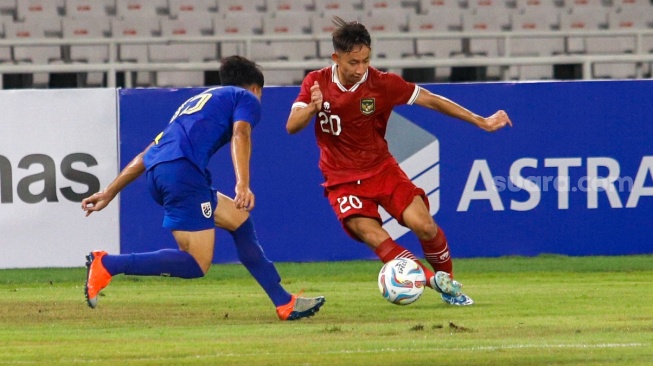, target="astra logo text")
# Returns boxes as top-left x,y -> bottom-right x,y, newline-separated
457,156 -> 653,211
